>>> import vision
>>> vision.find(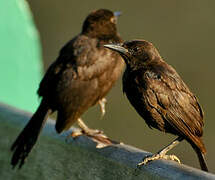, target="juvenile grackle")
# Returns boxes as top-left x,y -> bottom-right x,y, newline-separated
11,9 -> 124,169
104,40 -> 208,171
